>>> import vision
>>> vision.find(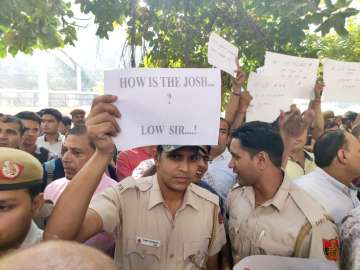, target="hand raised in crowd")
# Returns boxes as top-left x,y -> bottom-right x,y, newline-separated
302,108 -> 315,127
86,95 -> 121,156
314,80 -> 324,99
231,57 -> 247,92
279,104 -> 300,134
279,104 -> 314,142
239,90 -> 253,111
